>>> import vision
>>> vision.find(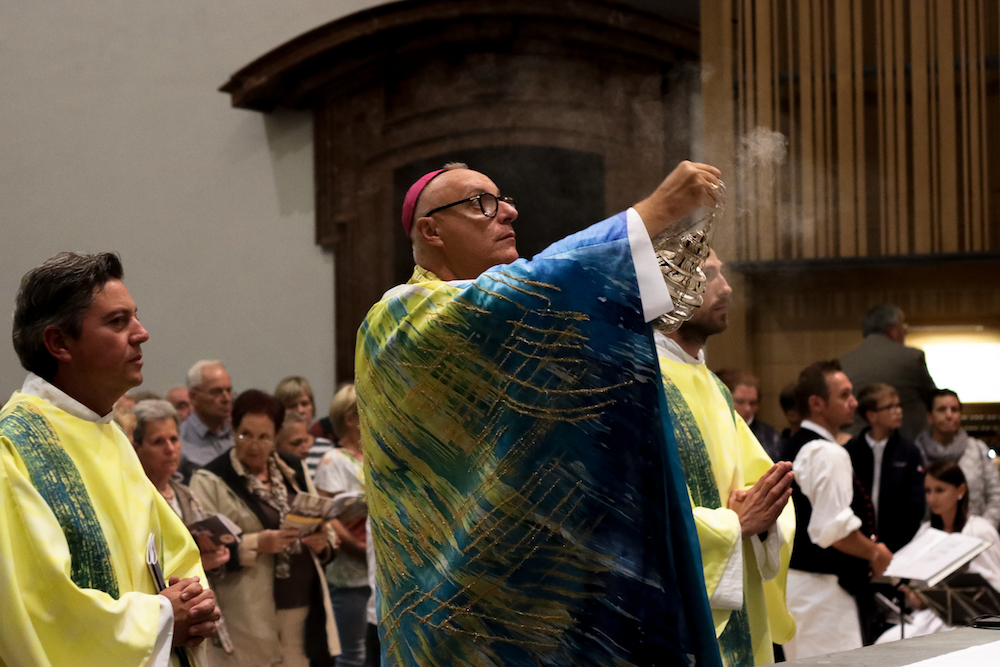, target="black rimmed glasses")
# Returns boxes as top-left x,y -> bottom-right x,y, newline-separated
873,402 -> 903,412
425,192 -> 517,219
